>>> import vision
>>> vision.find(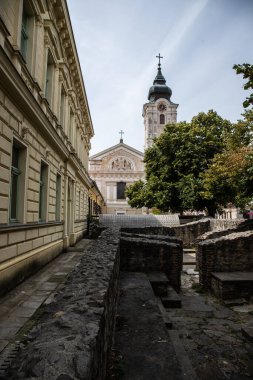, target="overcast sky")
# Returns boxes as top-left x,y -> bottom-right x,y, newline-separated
67,0 -> 253,155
